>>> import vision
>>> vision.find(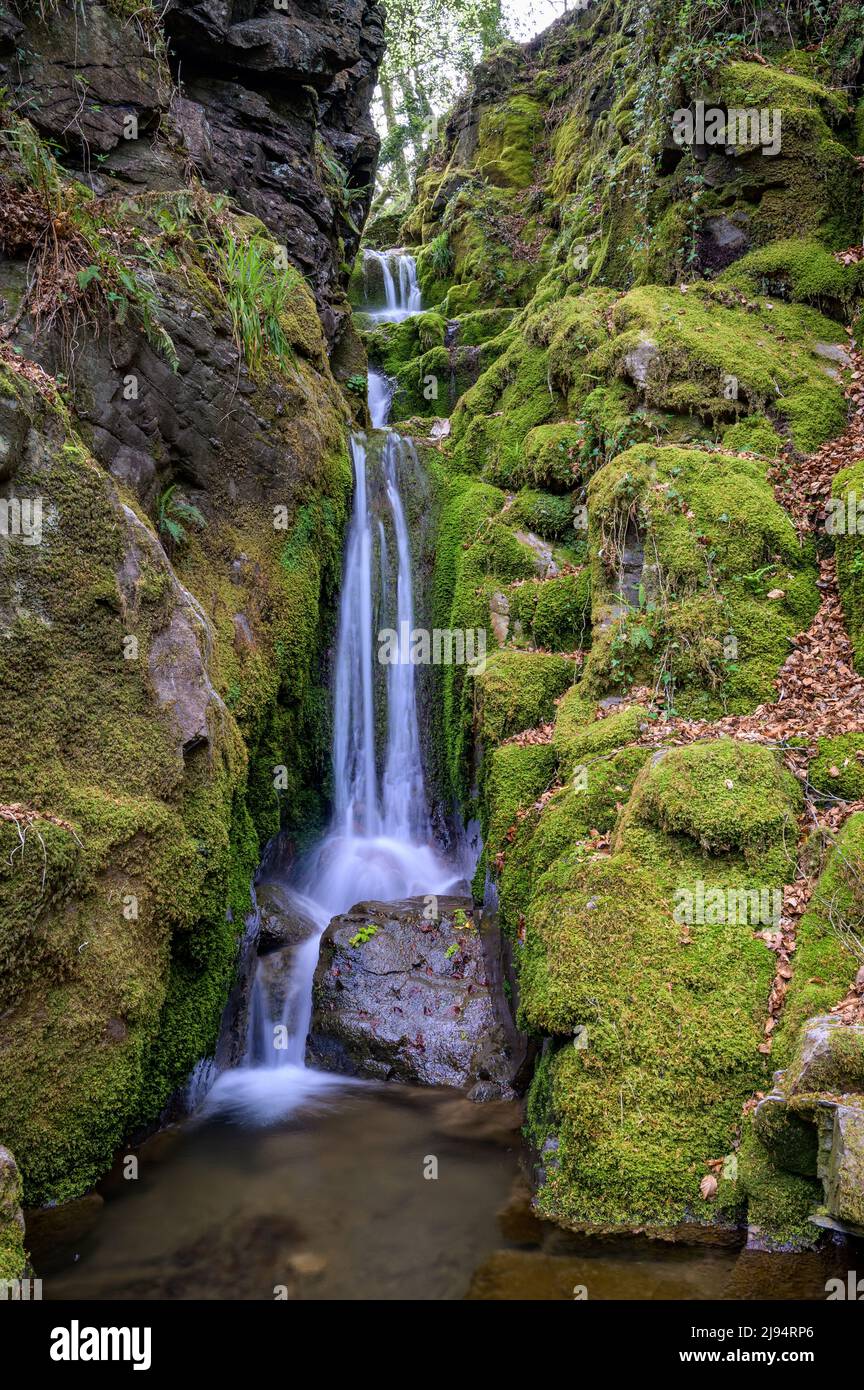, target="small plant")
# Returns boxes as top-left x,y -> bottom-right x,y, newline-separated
157,484 -> 206,546
315,136 -> 367,236
349,923 -> 378,947
426,231 -> 453,278
210,232 -> 296,373
345,373 -> 367,395
453,908 -> 470,930
445,942 -> 459,959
